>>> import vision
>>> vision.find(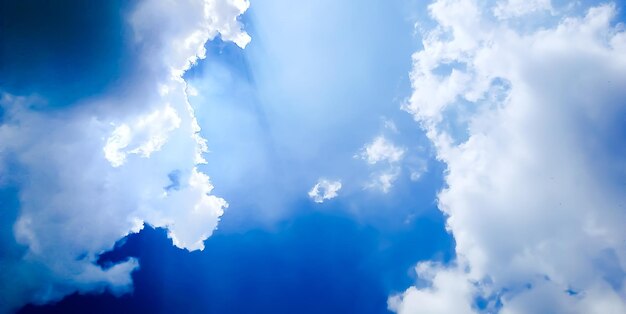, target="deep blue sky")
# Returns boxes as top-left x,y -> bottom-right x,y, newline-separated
0,0 -> 140,106
19,208 -> 452,314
